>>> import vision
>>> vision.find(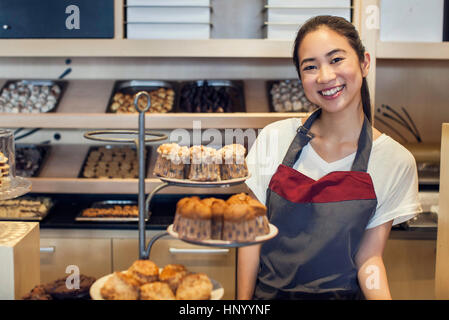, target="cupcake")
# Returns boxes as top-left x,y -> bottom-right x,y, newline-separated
201,198 -> 227,240
219,144 -> 248,180
222,193 -> 268,242
173,196 -> 212,240
127,259 -> 159,286
188,146 -> 221,181
153,143 -> 190,179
